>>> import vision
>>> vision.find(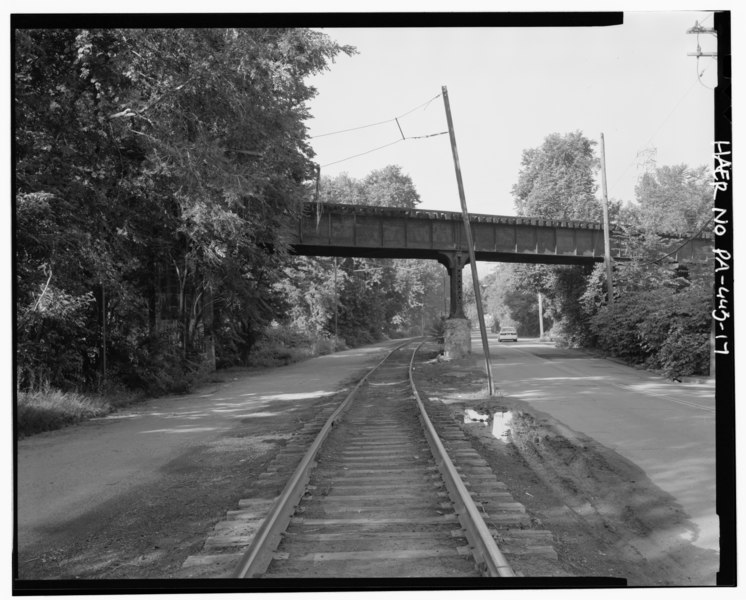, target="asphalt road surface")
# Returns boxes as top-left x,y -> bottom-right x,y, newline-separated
477,334 -> 717,556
